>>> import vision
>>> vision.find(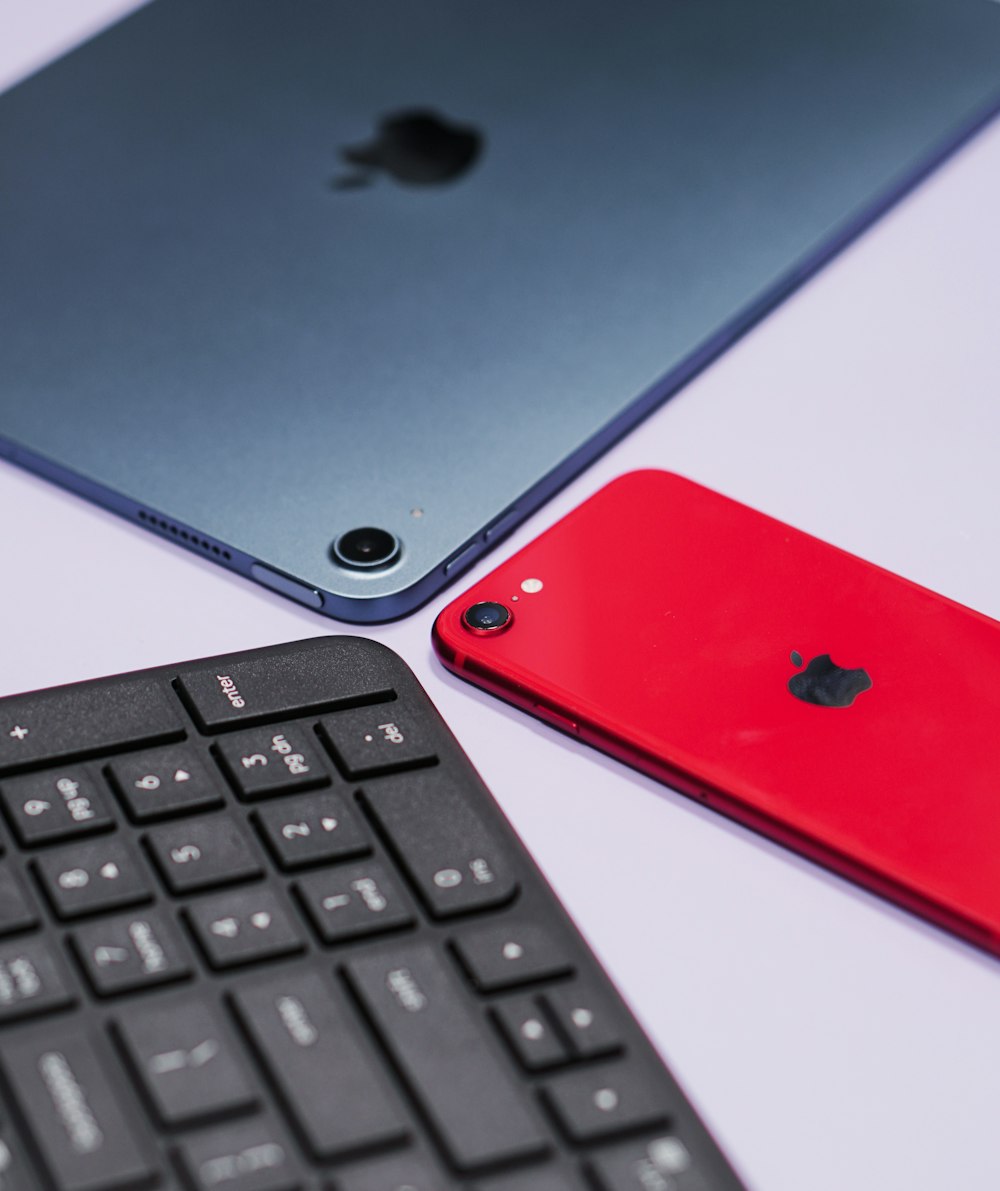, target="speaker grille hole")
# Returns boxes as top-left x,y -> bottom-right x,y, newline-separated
136,509 -> 231,561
